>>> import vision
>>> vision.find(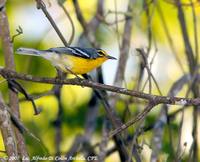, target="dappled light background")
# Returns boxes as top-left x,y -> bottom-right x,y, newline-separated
0,0 -> 200,161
